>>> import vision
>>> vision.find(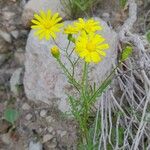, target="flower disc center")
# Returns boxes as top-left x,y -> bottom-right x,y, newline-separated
86,42 -> 95,52
44,22 -> 52,29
